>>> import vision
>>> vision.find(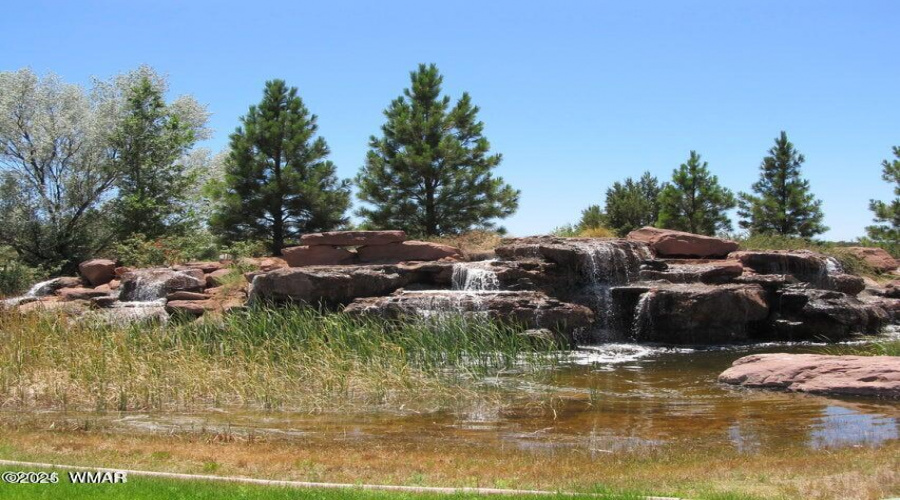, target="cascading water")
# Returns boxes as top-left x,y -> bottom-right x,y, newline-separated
451,261 -> 500,291
569,240 -> 653,337
631,290 -> 655,339
1,278 -> 63,307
